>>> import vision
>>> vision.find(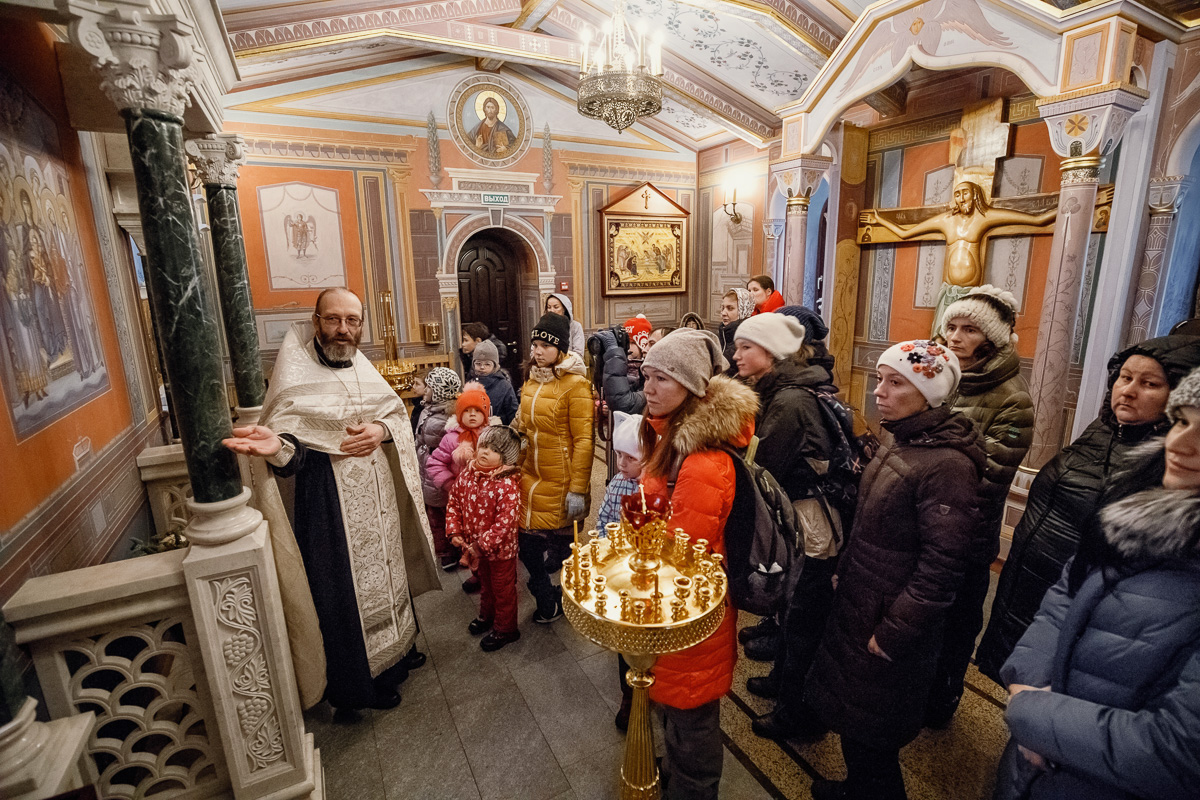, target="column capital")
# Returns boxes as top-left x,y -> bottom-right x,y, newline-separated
386,165 -> 412,188
566,177 -> 586,195
1147,176 -> 1190,215
762,220 -> 785,240
184,133 -> 245,188
1037,85 -> 1146,161
773,154 -> 832,200
58,0 -> 197,118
